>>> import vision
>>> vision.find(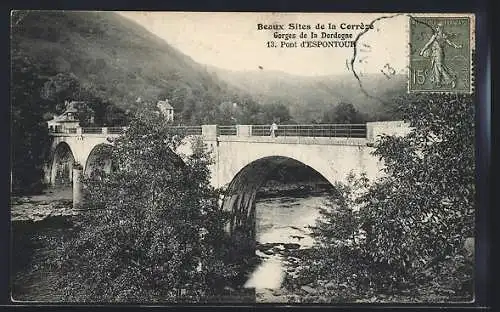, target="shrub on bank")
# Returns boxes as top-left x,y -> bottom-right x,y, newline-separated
287,93 -> 475,303
51,107 -> 238,302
